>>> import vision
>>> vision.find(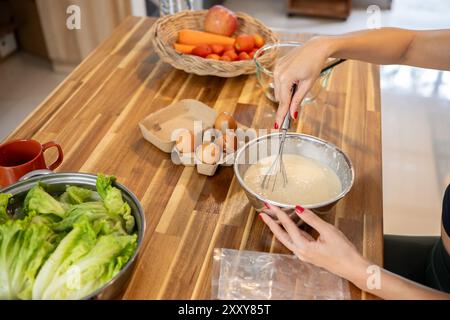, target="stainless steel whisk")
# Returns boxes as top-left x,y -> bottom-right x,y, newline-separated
260,59 -> 347,191
261,84 -> 297,191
